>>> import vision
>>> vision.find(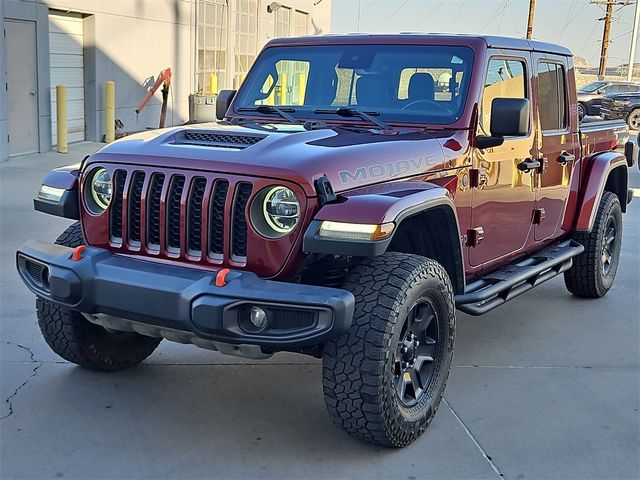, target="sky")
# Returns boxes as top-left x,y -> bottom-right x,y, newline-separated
330,0 -> 639,67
